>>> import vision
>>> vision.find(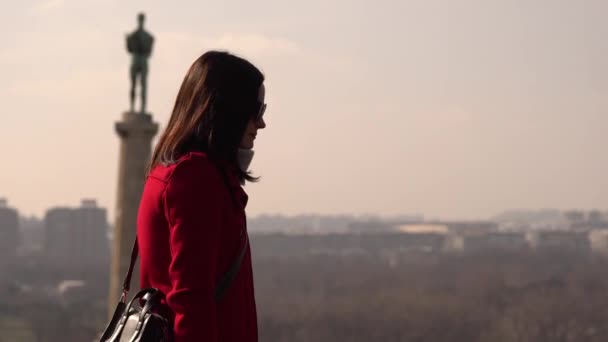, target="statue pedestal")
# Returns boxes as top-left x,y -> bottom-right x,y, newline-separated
108,111 -> 158,317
